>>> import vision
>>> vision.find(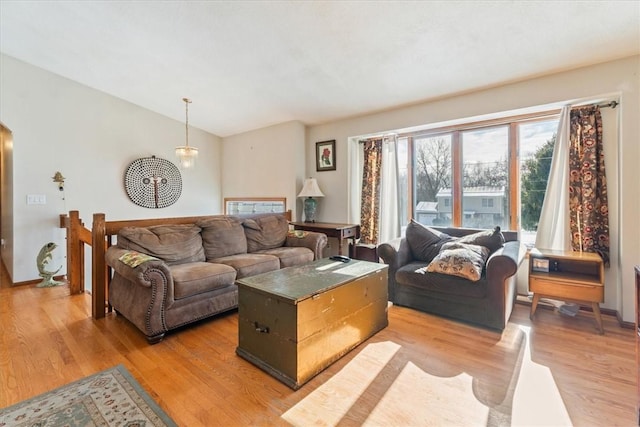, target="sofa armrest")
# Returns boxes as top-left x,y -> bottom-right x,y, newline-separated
105,247 -> 172,287
285,231 -> 328,260
105,247 -> 175,341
